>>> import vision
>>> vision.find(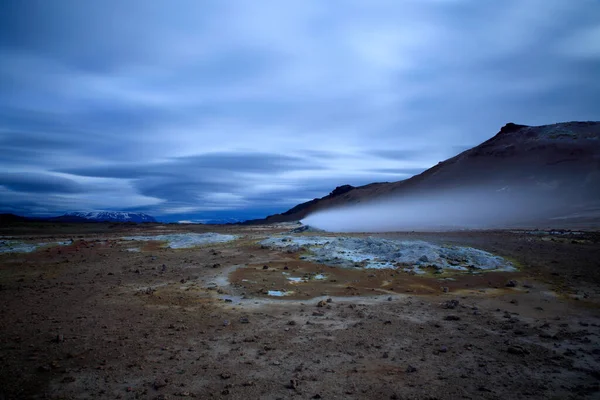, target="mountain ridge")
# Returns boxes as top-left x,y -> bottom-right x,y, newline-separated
65,211 -> 157,223
242,121 -> 600,226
